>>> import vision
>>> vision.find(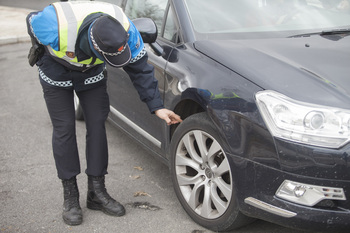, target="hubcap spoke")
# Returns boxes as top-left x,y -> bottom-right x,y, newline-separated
213,157 -> 230,176
183,133 -> 203,165
188,180 -> 205,209
177,173 -> 202,186
200,184 -> 212,217
210,184 -> 227,215
207,140 -> 221,164
193,131 -> 208,163
176,153 -> 201,171
214,177 -> 232,201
